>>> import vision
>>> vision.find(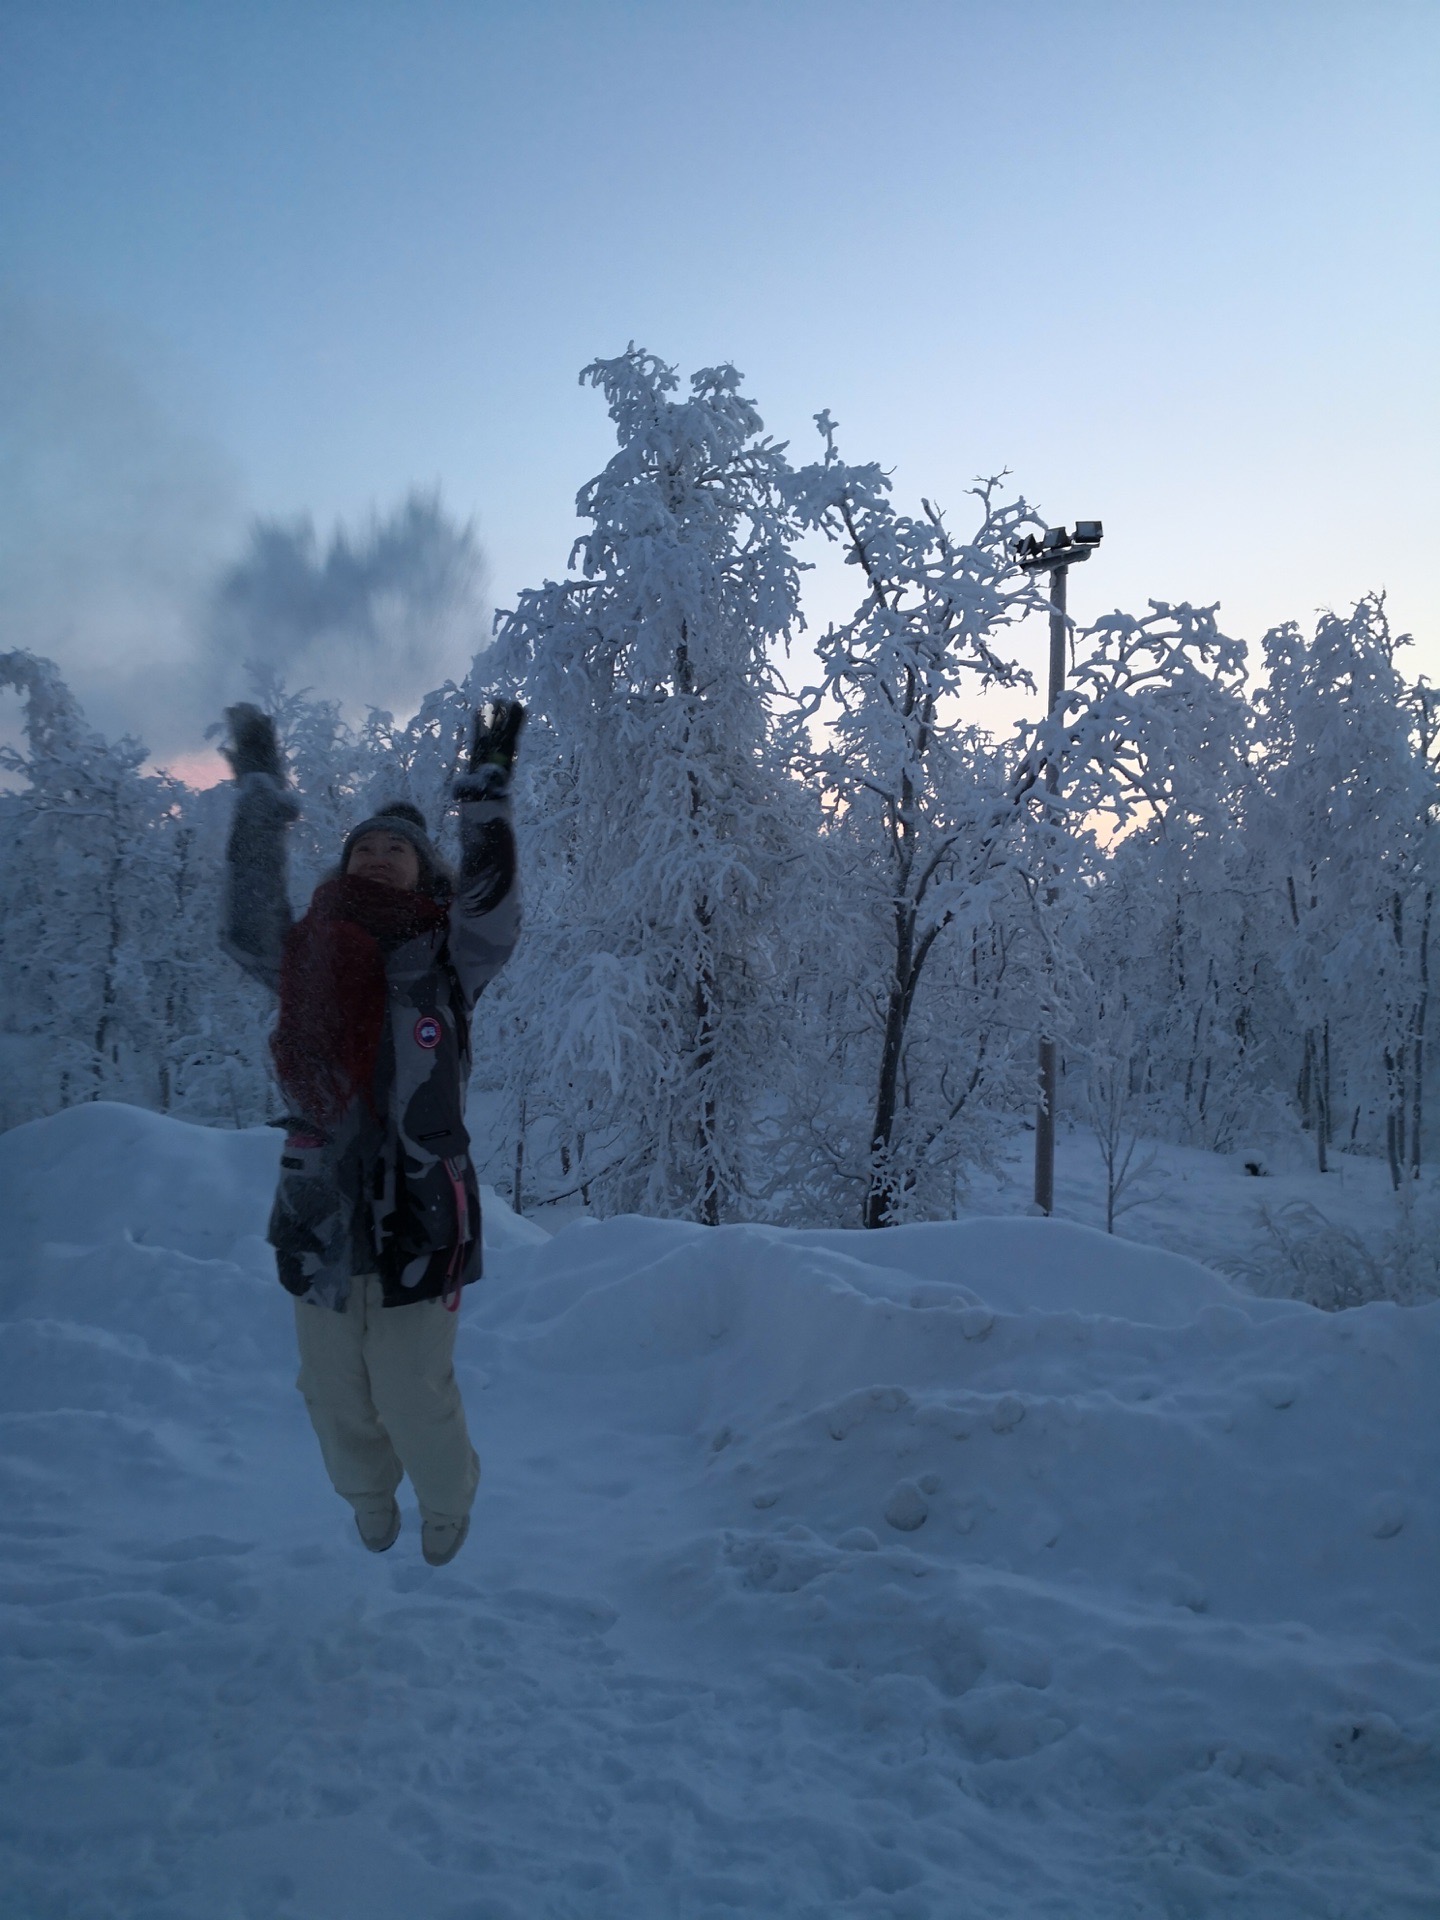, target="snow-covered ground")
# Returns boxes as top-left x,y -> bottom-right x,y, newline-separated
2,1104 -> 1436,1919
955,1122 -> 1425,1292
